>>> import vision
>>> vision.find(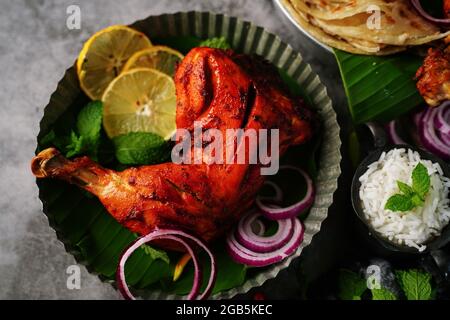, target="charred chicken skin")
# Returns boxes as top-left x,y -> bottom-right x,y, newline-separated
445,0 -> 450,19
416,42 -> 450,107
31,48 -> 315,246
